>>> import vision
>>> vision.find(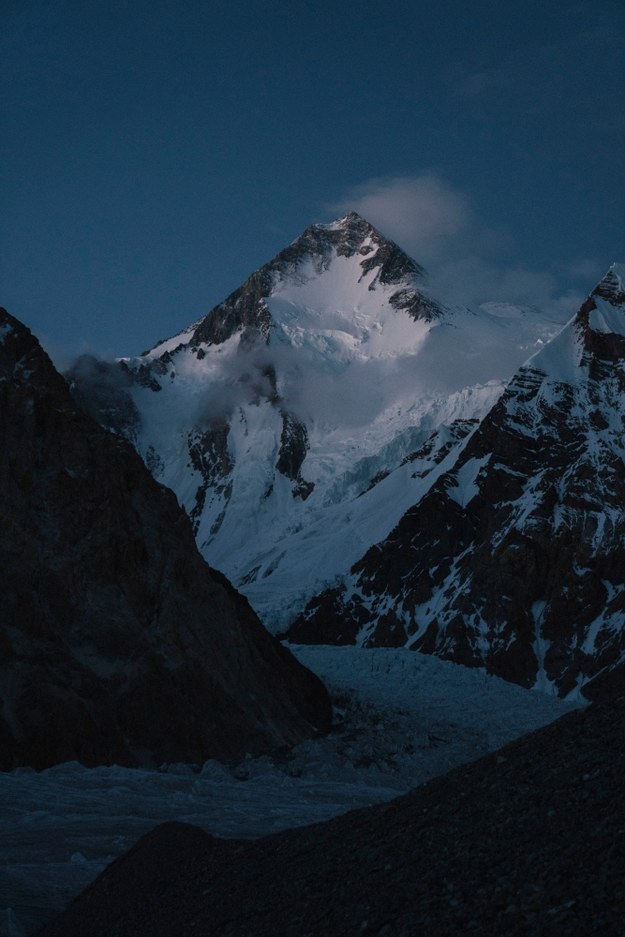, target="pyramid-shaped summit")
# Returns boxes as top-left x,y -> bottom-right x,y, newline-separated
573,262 -> 625,364
68,217 -> 573,639
591,263 -> 625,304
266,210 -> 427,290
146,213 -> 443,354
